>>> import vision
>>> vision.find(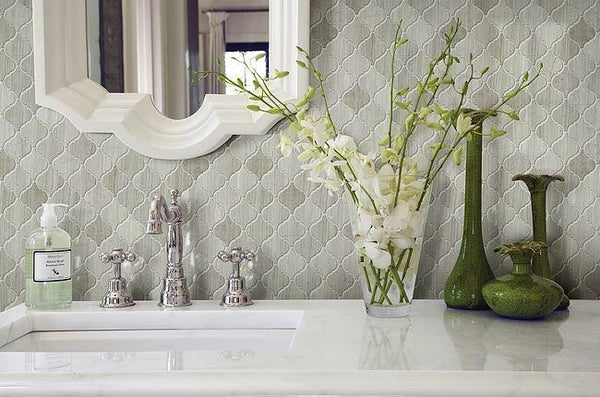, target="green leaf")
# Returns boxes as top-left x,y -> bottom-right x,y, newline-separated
453,146 -> 463,166
504,90 -> 517,100
508,110 -> 520,120
426,122 -> 445,131
252,80 -> 260,90
275,69 -> 290,78
296,108 -> 307,120
399,37 -> 408,44
397,87 -> 409,96
296,46 -> 306,53
490,127 -> 506,137
396,100 -> 411,110
381,148 -> 398,163
419,106 -> 433,118
266,108 -> 284,115
404,113 -> 416,130
522,71 -> 529,82
392,135 -> 406,152
378,136 -> 390,147
480,66 -> 489,75
236,78 -> 244,87
254,52 -> 266,61
296,60 -> 307,69
246,105 -> 261,112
